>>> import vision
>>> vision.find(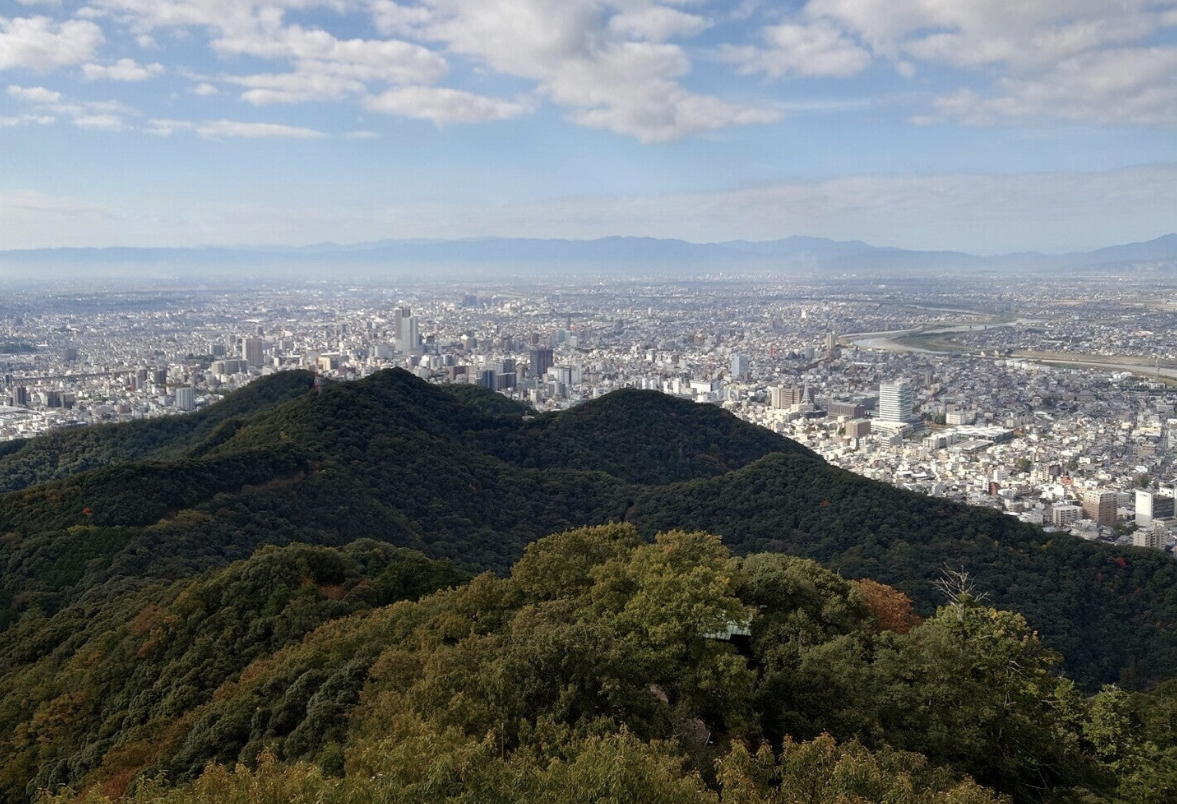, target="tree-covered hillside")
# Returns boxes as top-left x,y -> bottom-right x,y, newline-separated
0,368 -> 1175,692
0,541 -> 467,804
12,527 -> 1177,804
0,371 -> 316,492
